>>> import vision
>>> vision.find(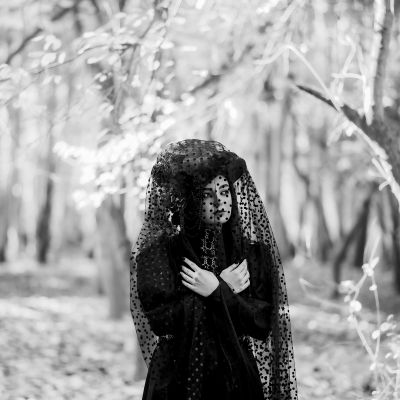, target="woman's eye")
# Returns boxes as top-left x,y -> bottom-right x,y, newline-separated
202,192 -> 211,198
221,190 -> 230,196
